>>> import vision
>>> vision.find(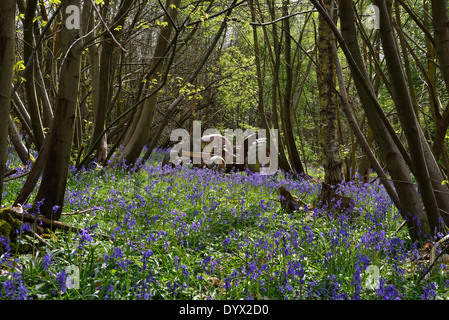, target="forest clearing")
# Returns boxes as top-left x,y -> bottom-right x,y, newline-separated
1,0 -> 449,302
